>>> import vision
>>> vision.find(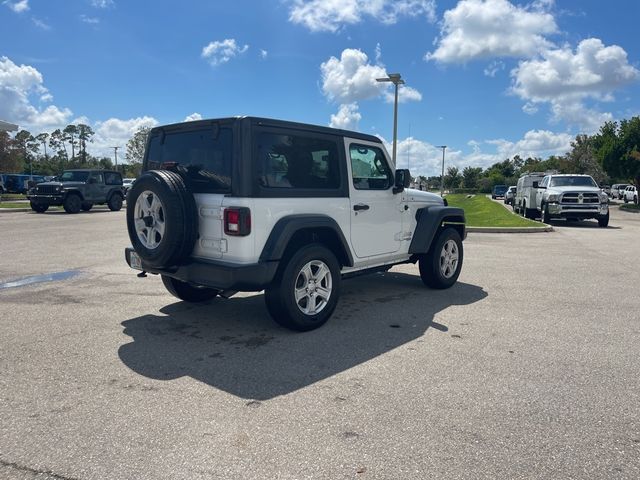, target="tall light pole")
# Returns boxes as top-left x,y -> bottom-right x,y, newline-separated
376,73 -> 405,166
436,145 -> 447,197
111,146 -> 120,172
